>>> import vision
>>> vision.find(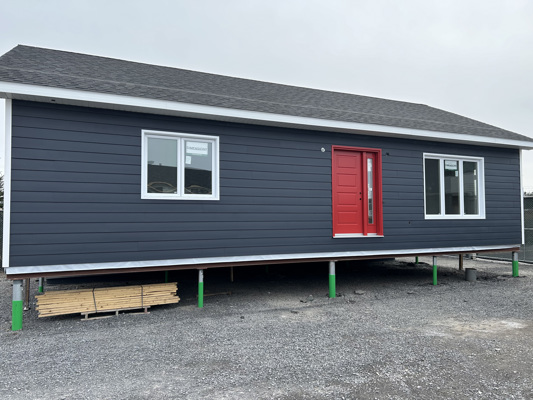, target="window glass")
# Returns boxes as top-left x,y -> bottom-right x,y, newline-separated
424,158 -> 440,215
463,161 -> 478,215
185,141 -> 213,195
147,137 -> 177,194
444,160 -> 460,214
